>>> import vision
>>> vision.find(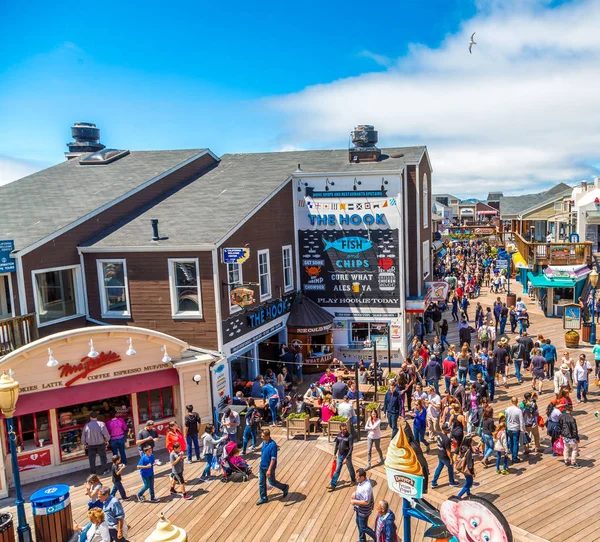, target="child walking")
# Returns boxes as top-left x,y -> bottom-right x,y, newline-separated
170,442 -> 193,500
493,421 -> 509,475
136,445 -> 160,503
110,455 -> 127,500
